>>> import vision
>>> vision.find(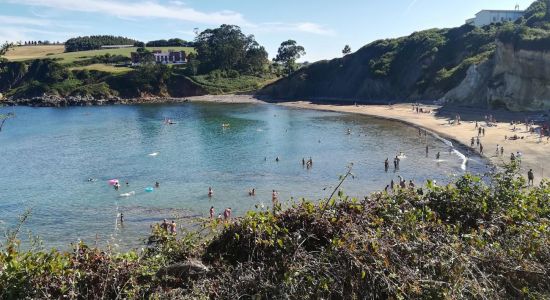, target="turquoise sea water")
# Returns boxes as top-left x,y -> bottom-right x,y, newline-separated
0,103 -> 489,249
